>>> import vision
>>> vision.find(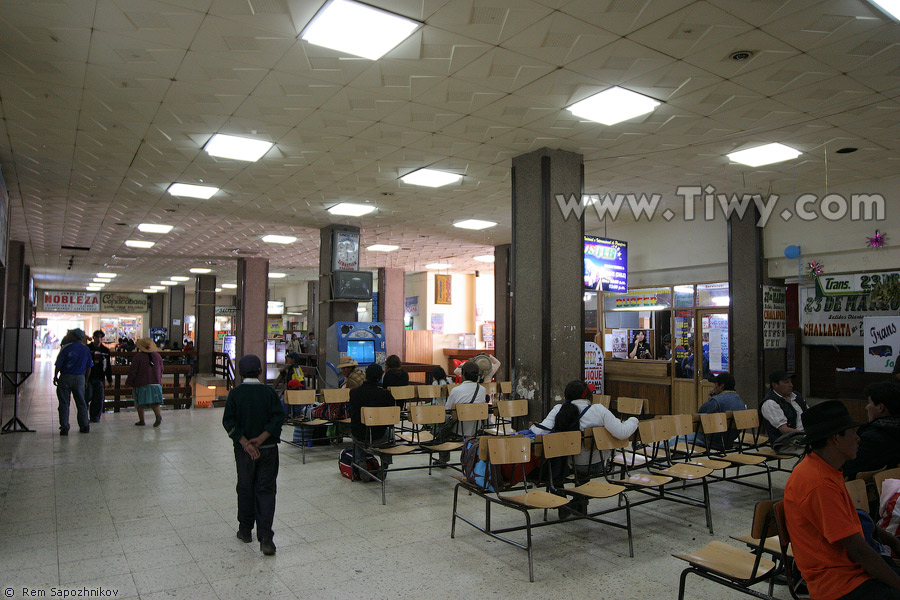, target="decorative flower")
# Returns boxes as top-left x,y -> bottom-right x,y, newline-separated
807,260 -> 824,277
866,230 -> 887,249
